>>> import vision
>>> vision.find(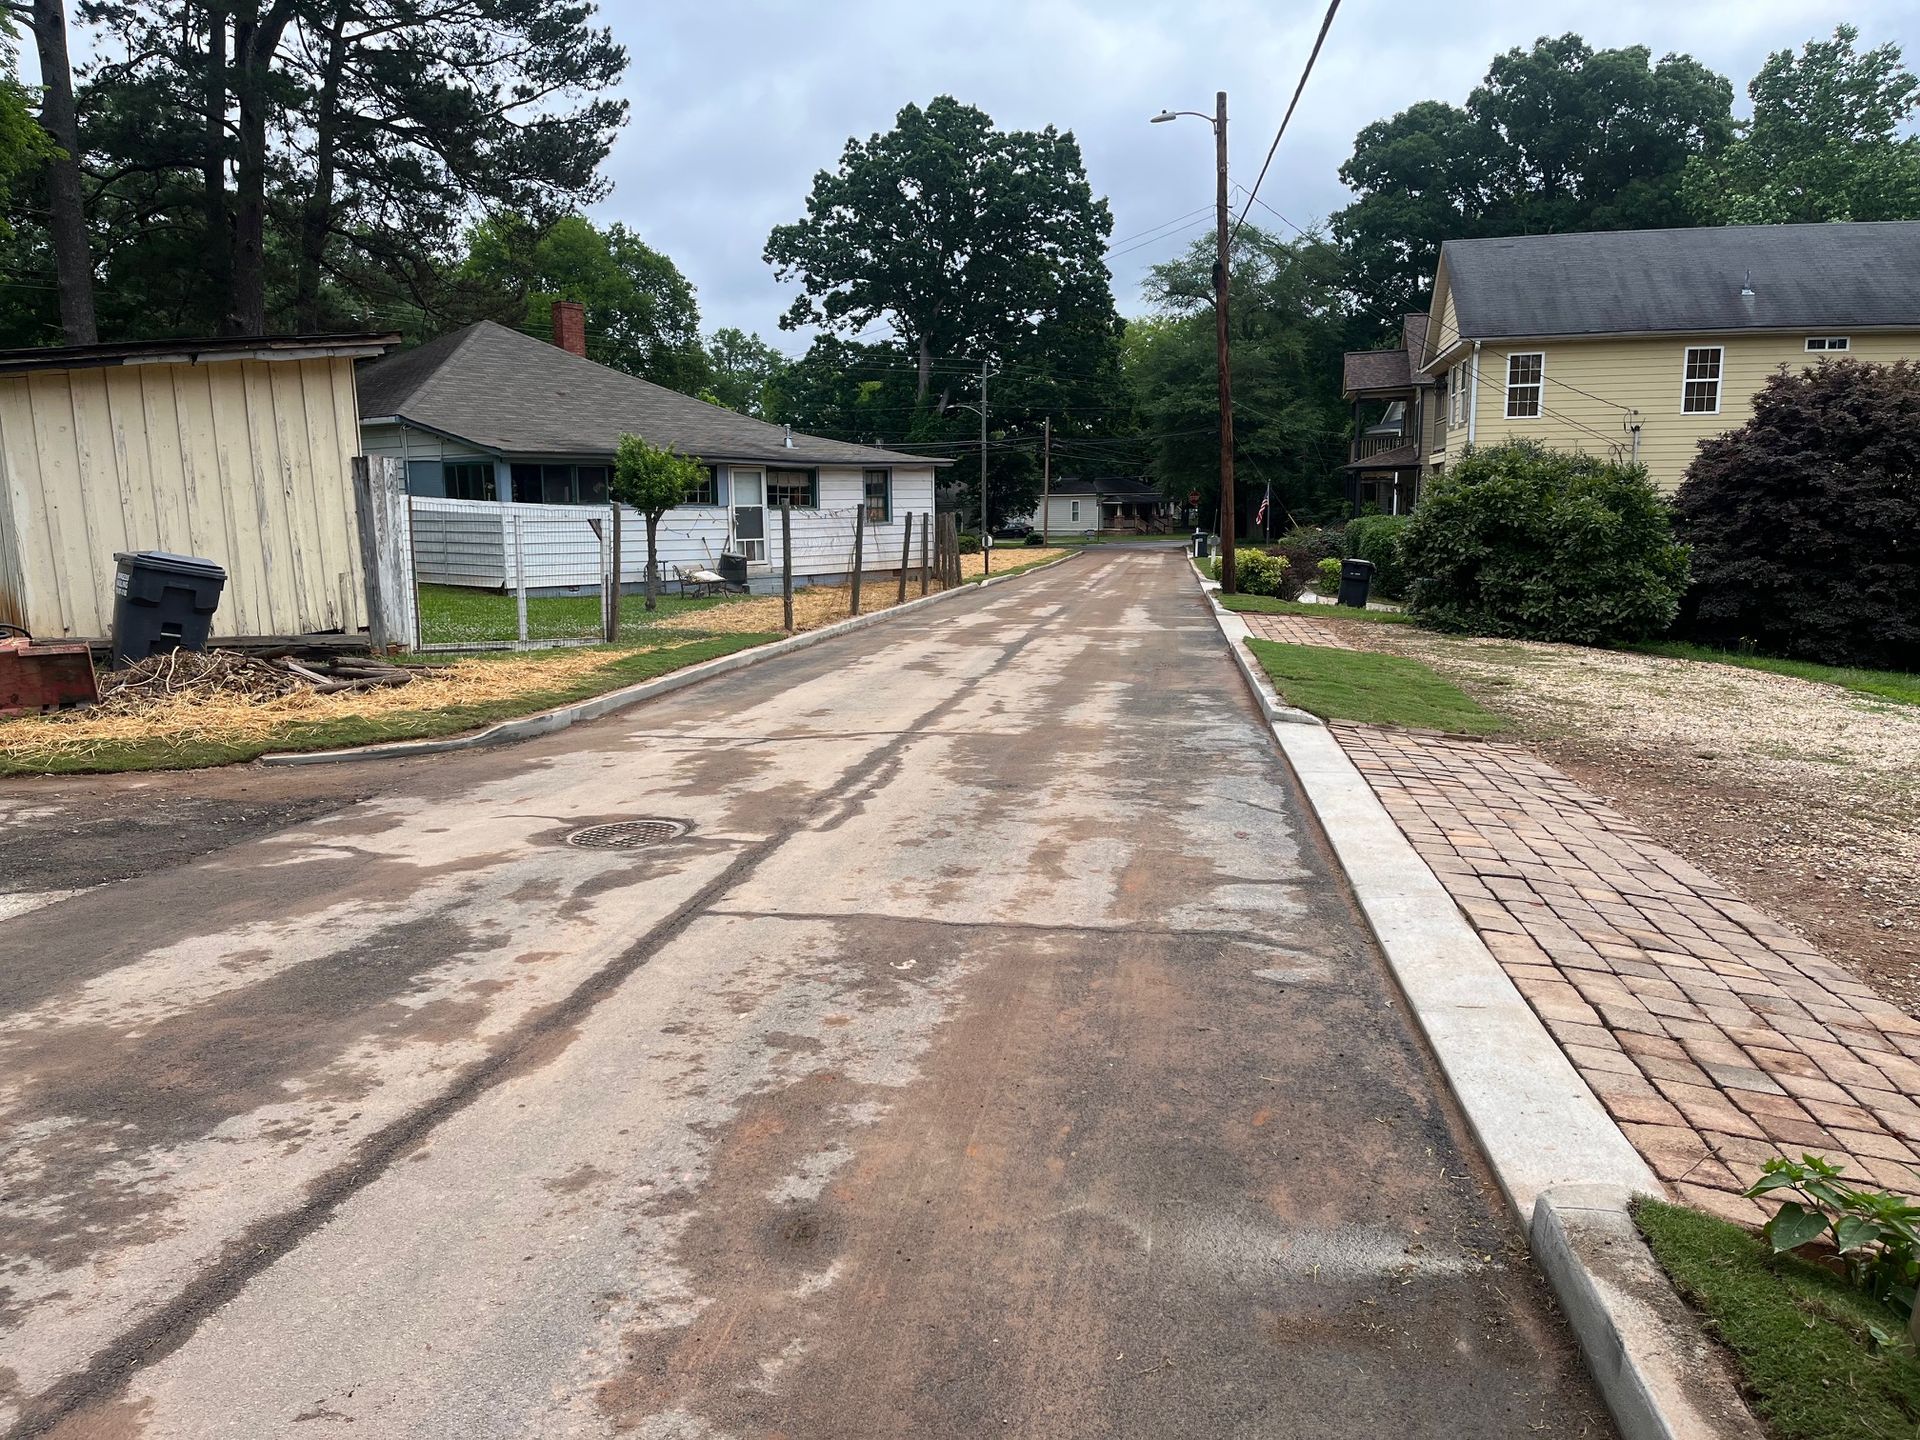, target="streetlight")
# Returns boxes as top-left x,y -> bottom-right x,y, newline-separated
1152,92 -> 1236,594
